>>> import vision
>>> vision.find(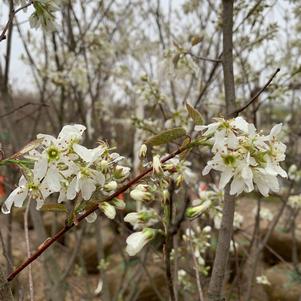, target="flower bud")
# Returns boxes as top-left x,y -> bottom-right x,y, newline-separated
139,144 -> 147,159
100,160 -> 109,172
112,197 -> 126,210
99,202 -> 116,219
130,188 -> 151,202
104,181 -> 118,192
125,228 -> 156,256
153,155 -> 162,174
202,226 -> 212,233
114,166 -> 130,181
162,189 -> 170,202
185,200 -> 212,219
